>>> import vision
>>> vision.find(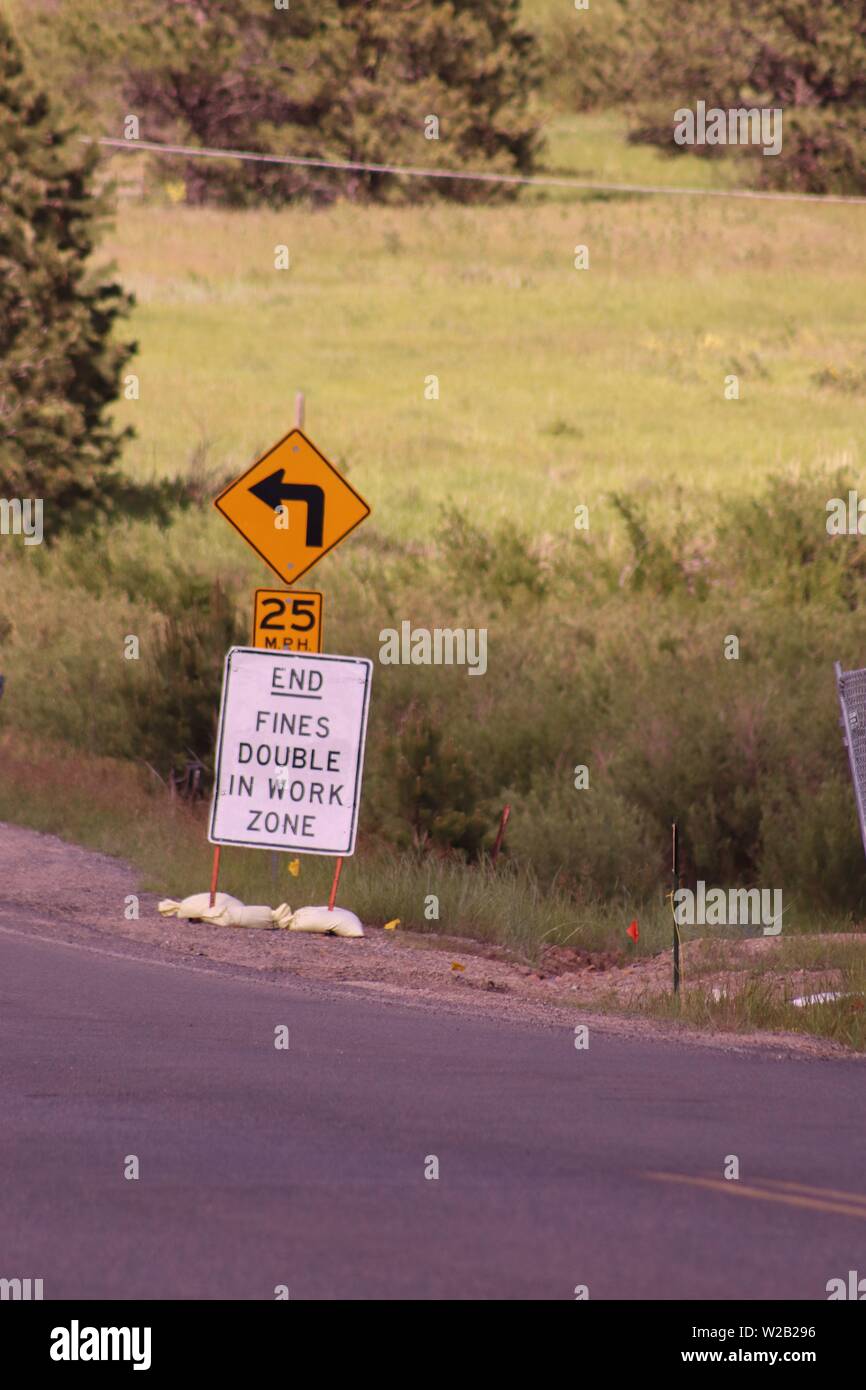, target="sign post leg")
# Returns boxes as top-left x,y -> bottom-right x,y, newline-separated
209,845 -> 221,909
328,856 -> 343,911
